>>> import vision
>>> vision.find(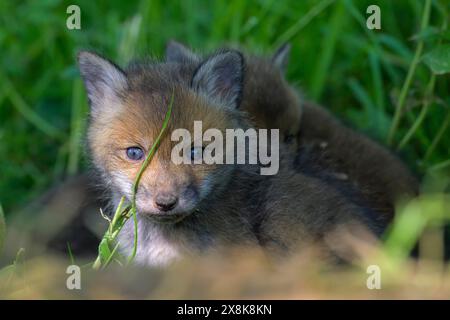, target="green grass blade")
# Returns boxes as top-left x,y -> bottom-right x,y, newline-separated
273,0 -> 334,48
0,72 -> 63,140
369,50 -> 385,113
387,0 -> 433,145
101,242 -> 121,270
66,242 -> 75,266
397,75 -> 436,151
310,0 -> 345,100
424,108 -> 450,161
127,91 -> 174,265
